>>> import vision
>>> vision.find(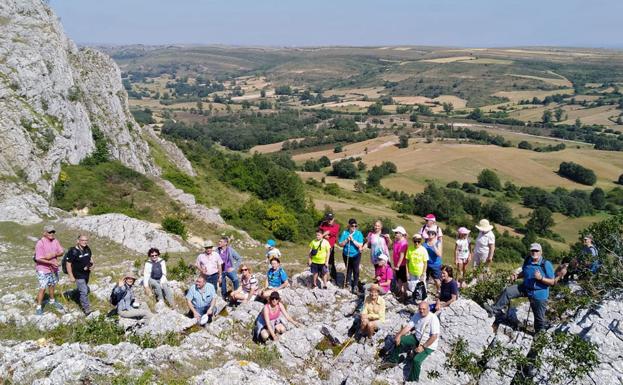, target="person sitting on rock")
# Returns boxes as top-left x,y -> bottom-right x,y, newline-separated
230,264 -> 258,304
111,272 -> 152,320
360,284 -> 385,339
143,248 -> 174,307
261,258 -> 289,300
432,265 -> 458,313
484,243 -> 566,332
371,254 -> 393,295
265,239 -> 281,265
254,291 -> 301,342
380,300 -> 440,382
195,240 -> 223,291
186,275 -> 217,326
